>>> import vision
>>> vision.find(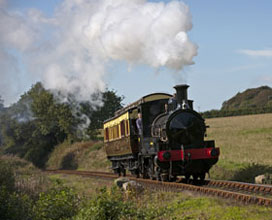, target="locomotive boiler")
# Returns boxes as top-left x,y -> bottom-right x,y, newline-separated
103,85 -> 219,182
